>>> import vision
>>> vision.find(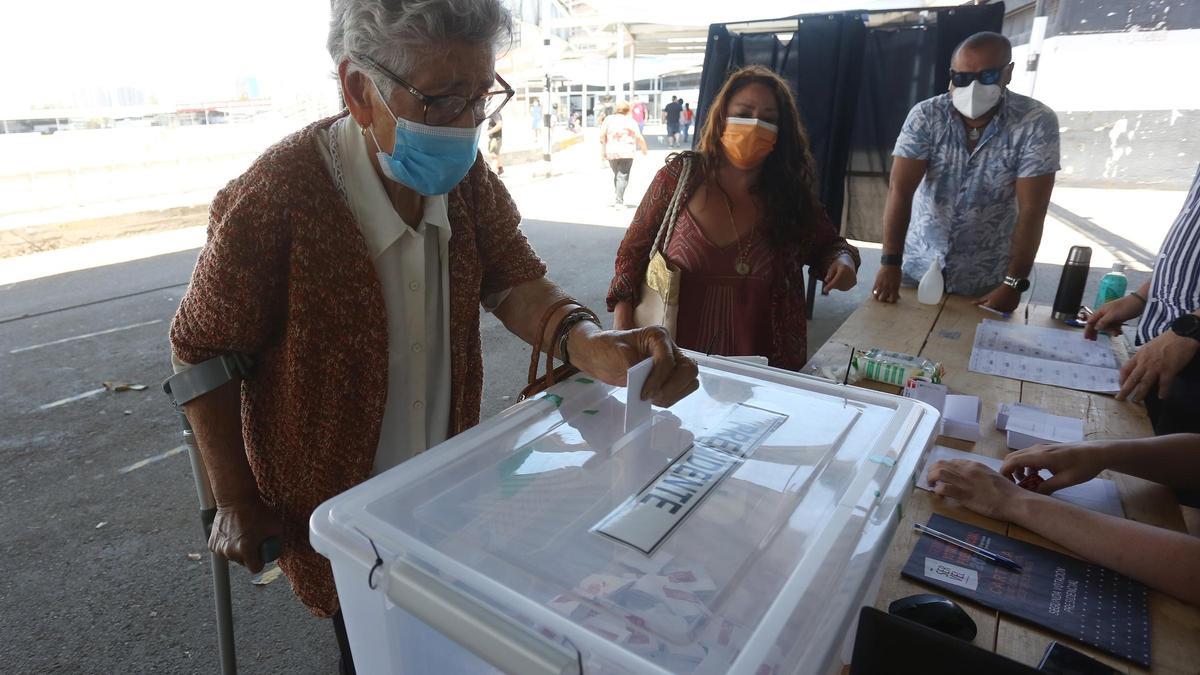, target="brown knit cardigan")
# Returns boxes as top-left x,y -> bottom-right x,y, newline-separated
170,113 -> 546,617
